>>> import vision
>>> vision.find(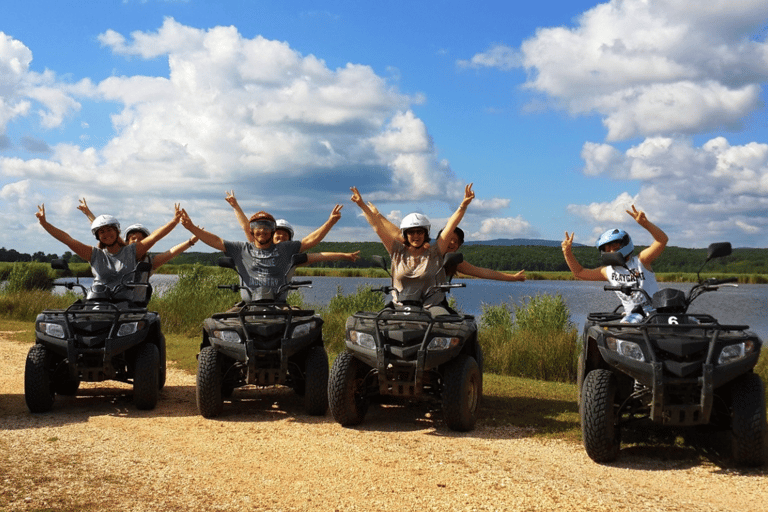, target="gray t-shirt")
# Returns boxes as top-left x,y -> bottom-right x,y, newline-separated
223,240 -> 302,301
89,244 -> 138,301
